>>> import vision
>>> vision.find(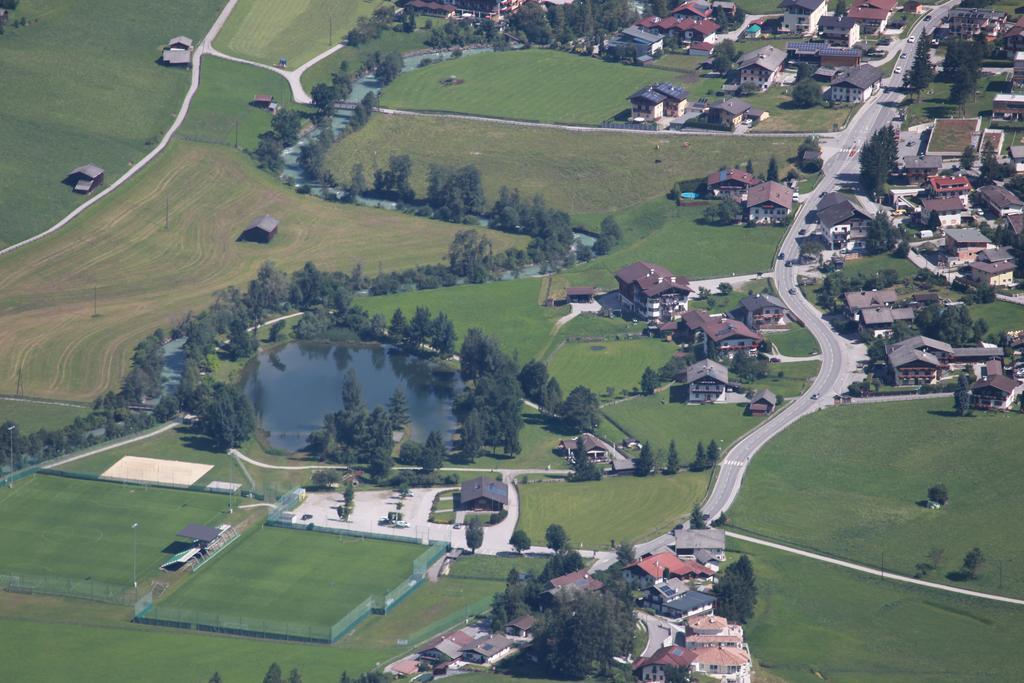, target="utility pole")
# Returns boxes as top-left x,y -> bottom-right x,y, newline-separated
132,522 -> 139,587
93,286 -> 98,317
6,425 -> 14,488
235,120 -> 239,149
165,196 -> 169,230
330,16 -> 333,45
